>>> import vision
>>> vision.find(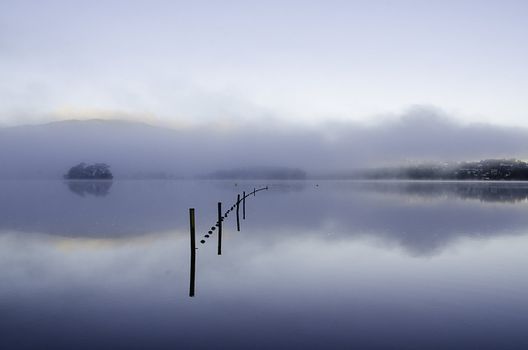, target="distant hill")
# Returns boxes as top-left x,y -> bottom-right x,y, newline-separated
333,159 -> 528,181
0,119 -> 187,179
3,118 -> 528,181
0,119 -> 307,179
